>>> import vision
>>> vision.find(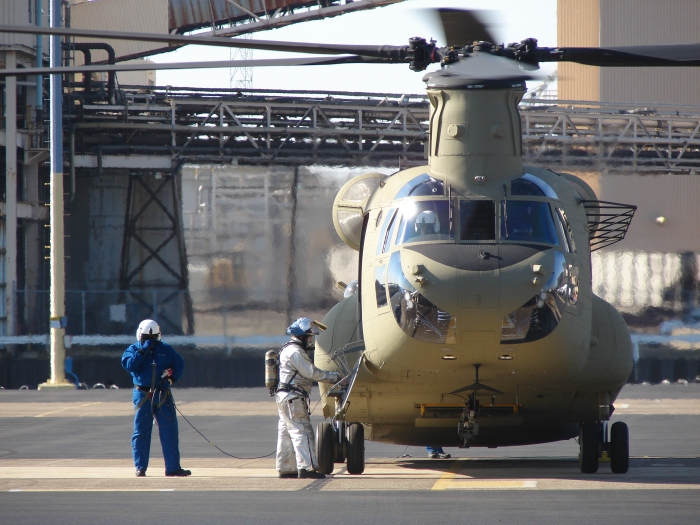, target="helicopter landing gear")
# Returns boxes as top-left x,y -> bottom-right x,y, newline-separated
316,419 -> 364,475
609,421 -> 629,474
579,421 -> 599,473
346,422 -> 365,475
458,403 -> 479,445
579,420 -> 630,474
316,421 -> 335,475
